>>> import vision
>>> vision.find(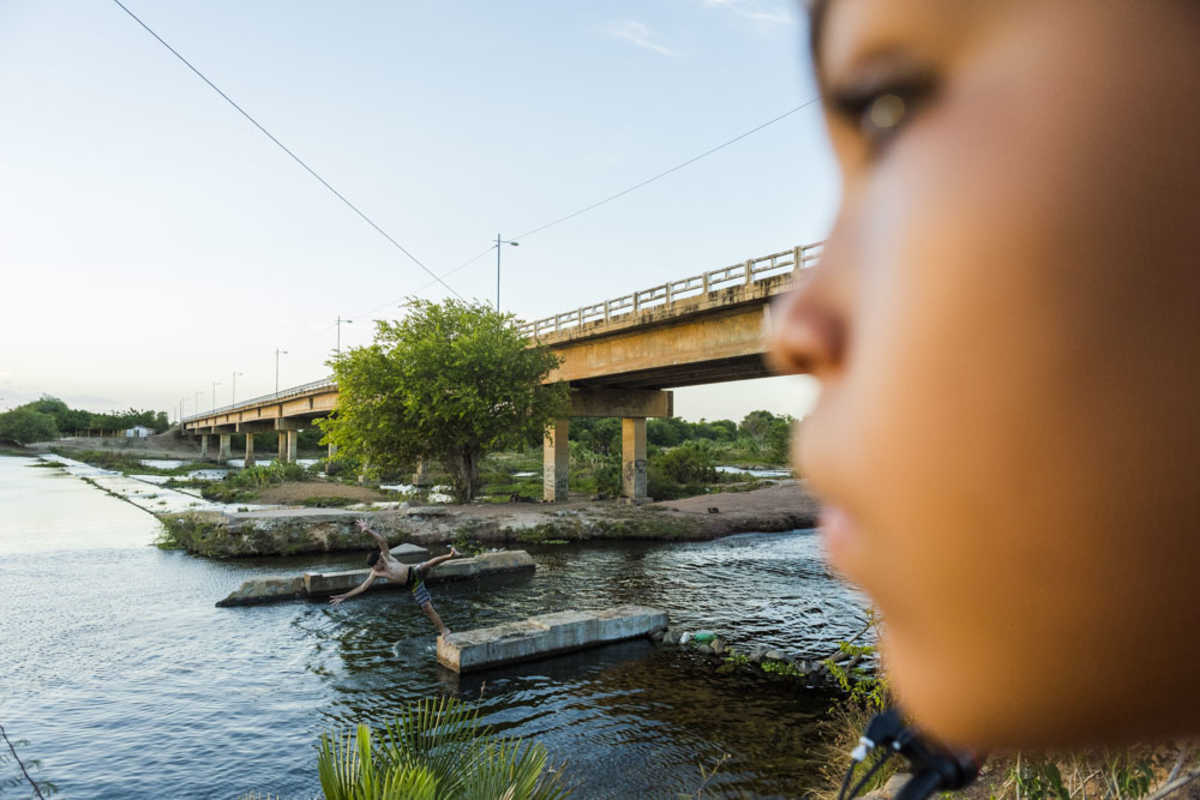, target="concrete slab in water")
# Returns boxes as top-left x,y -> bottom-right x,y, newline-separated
389,543 -> 429,562
437,604 -> 668,673
216,549 -> 535,607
